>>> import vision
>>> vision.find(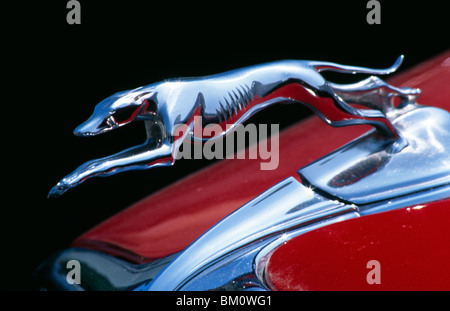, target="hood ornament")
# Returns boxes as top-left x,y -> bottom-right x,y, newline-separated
49,56 -> 420,198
